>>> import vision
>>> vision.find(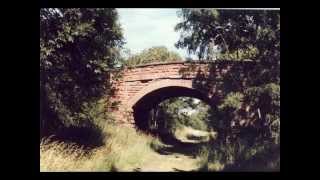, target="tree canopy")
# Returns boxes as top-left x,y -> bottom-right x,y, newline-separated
124,46 -> 183,67
175,9 -> 280,63
40,8 -> 124,135
175,8 -> 280,145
